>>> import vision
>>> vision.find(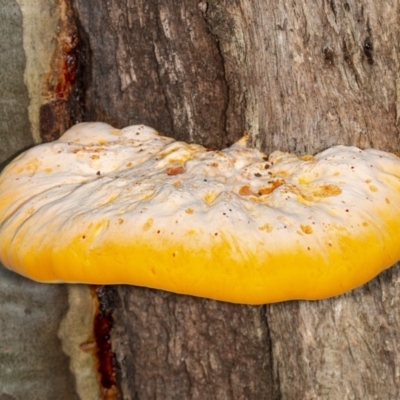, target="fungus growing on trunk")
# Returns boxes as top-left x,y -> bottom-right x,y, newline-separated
0,122 -> 400,304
